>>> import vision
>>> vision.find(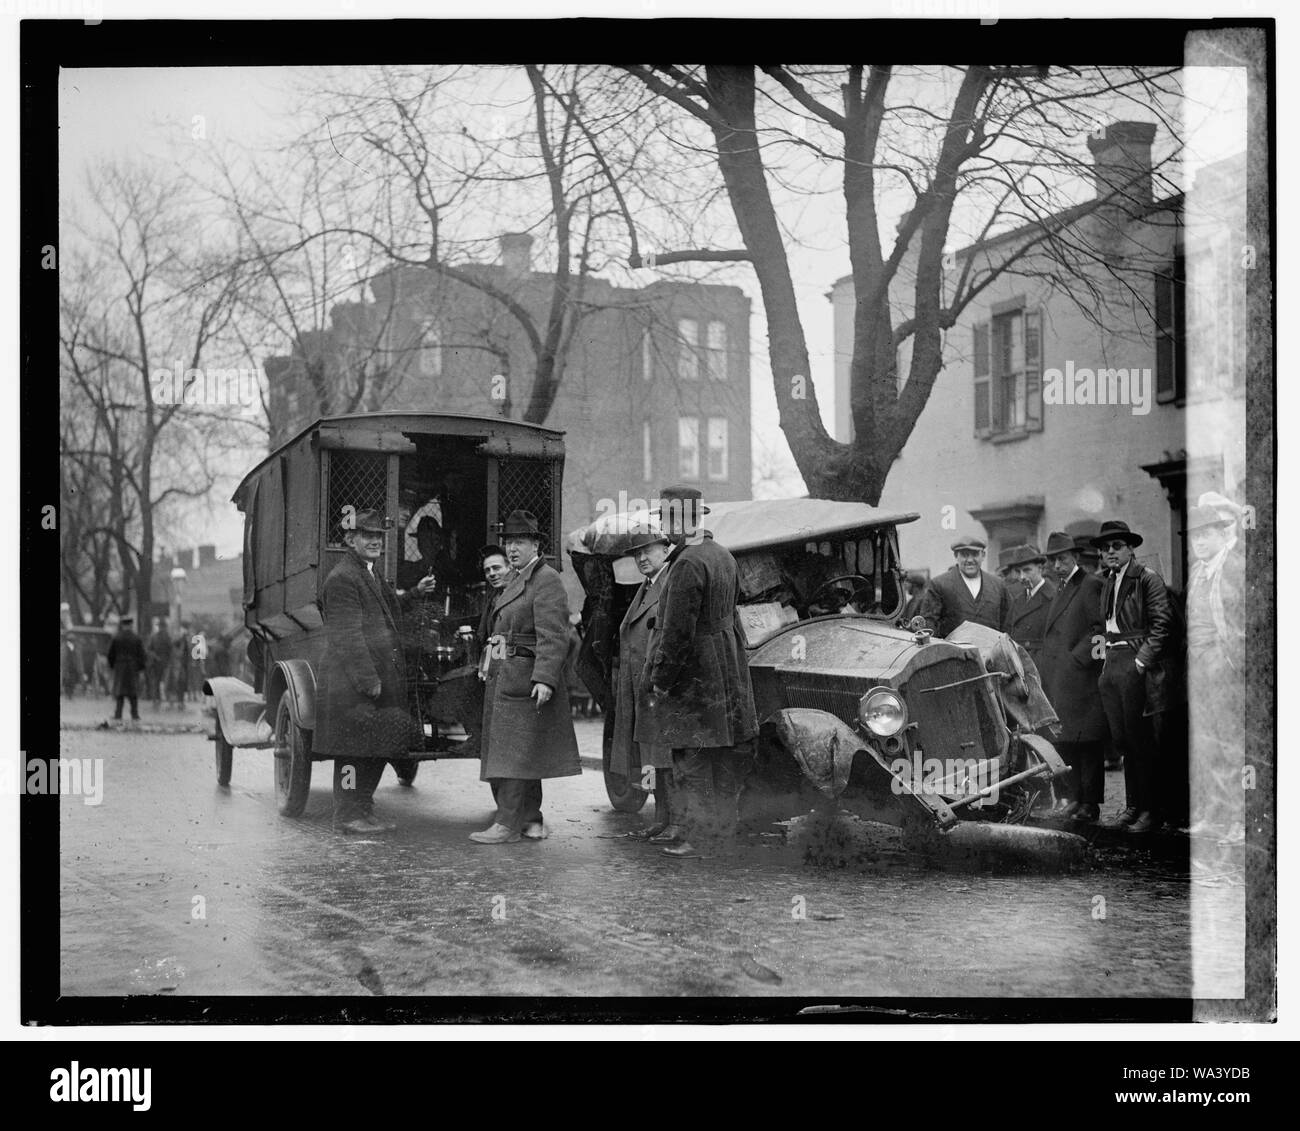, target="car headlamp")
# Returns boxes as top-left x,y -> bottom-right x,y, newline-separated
859,687 -> 907,737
